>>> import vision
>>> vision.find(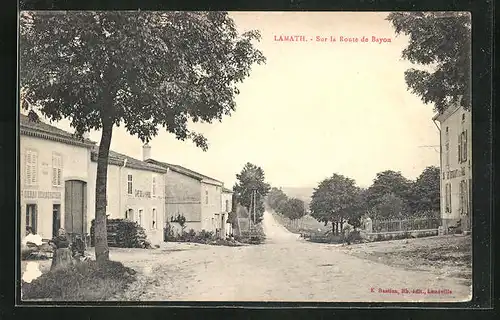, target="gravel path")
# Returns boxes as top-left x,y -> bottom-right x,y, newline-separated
109,211 -> 471,302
